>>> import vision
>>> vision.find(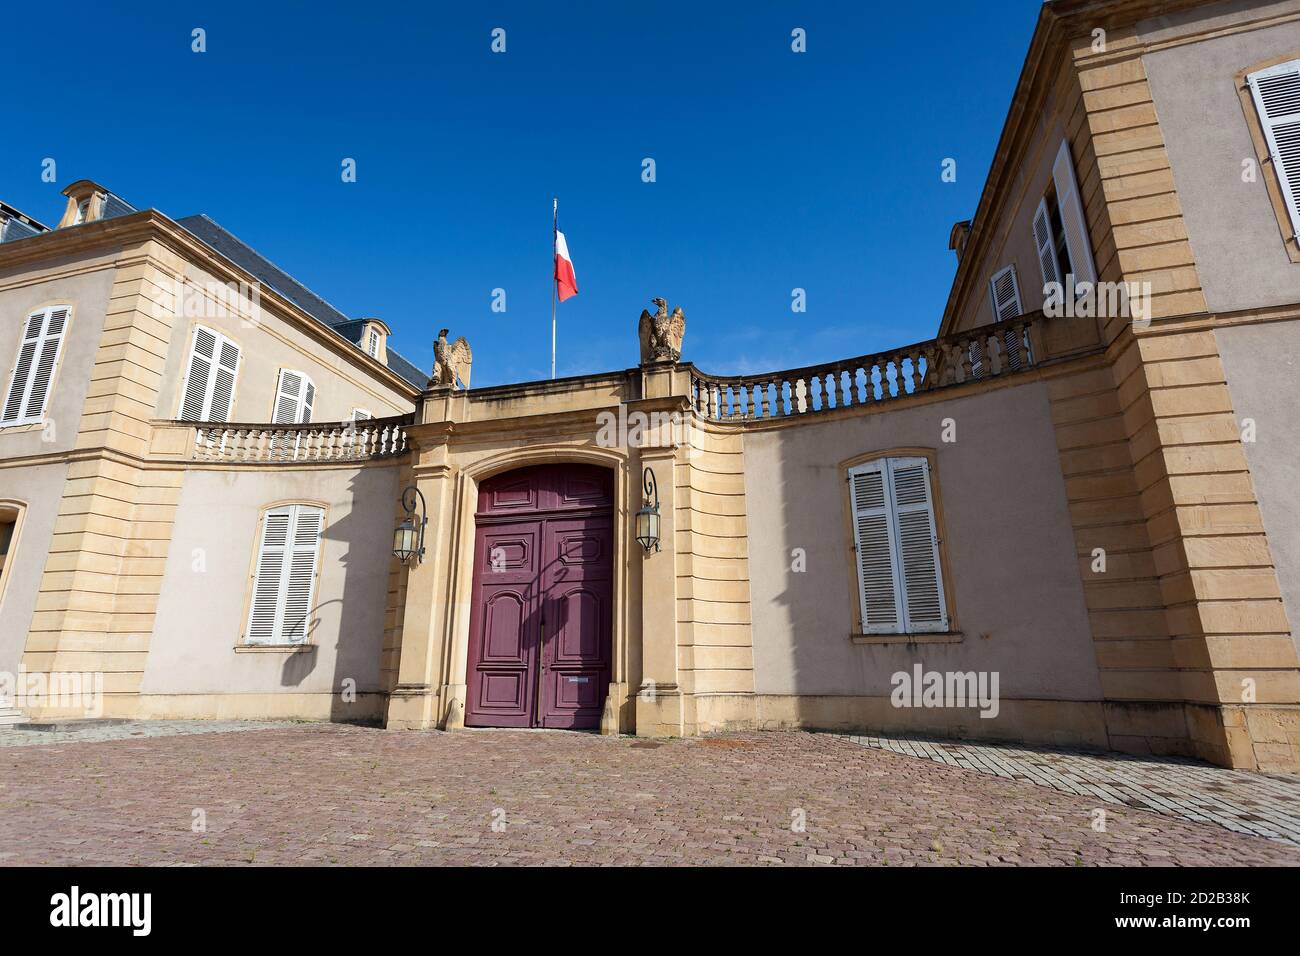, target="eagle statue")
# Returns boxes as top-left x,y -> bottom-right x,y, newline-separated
432,328 -> 472,389
638,297 -> 686,363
